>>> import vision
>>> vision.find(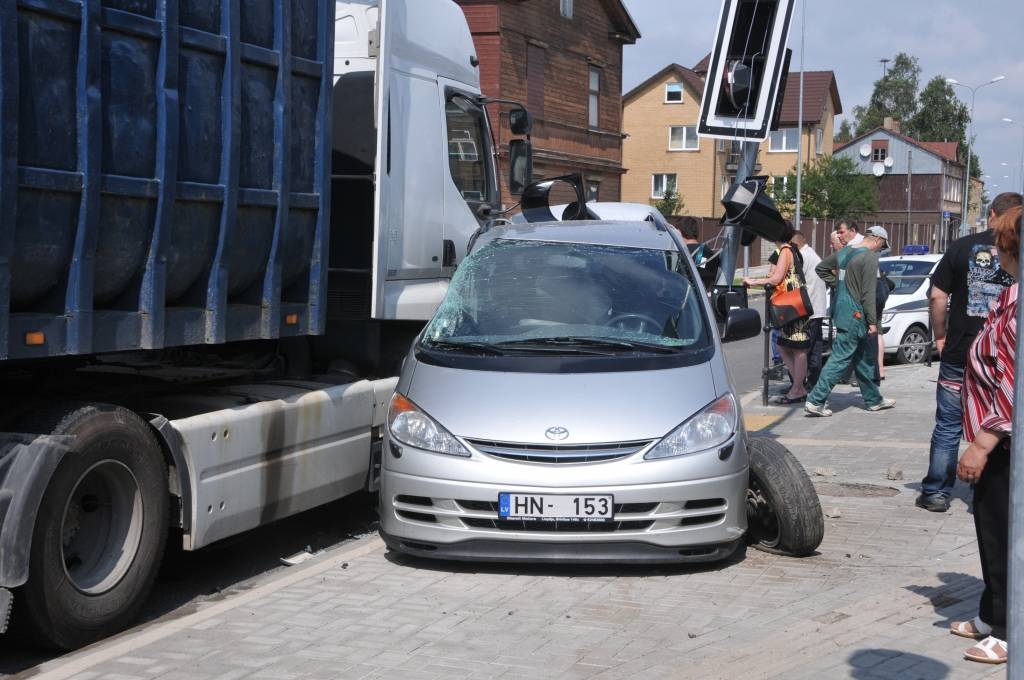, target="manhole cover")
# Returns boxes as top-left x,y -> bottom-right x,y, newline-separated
814,482 -> 900,498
